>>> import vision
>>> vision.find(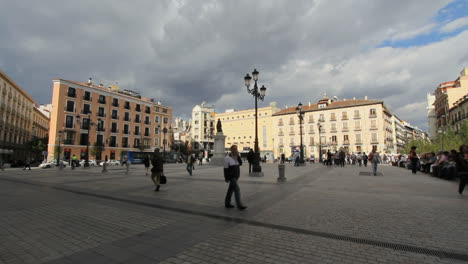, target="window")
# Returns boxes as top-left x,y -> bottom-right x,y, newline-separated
154,138 -> 159,146
82,118 -> 90,130
124,101 -> 130,109
354,120 -> 361,130
134,138 -> 140,148
136,104 -> 141,112
98,95 -> 106,104
342,122 -> 348,130
67,87 -> 76,97
331,123 -> 336,131
154,127 -> 159,134
155,106 -> 160,112
109,136 -> 117,147
331,113 -> 336,121
163,117 -> 168,124
331,136 -> 337,142
124,112 -> 130,121
97,119 -> 104,131
111,110 -> 118,119
342,112 -> 348,120
111,122 -> 117,133
145,127 -> 149,137
263,126 -> 267,148
123,124 -> 129,134
308,115 -> 314,123
145,116 -> 150,125
66,101 -> 75,112
371,120 -> 377,129
309,125 -> 314,133
65,116 -> 74,128
83,91 -> 91,101
155,116 -> 159,123
289,117 -> 295,125
134,126 -> 140,136
96,134 -> 104,144
135,114 -> 140,123
145,106 -> 150,114
319,114 -> 324,122
356,134 -> 361,143
79,133 -> 88,145
122,137 -> 128,148
354,110 -> 360,118
370,108 -> 377,117
162,108 -> 168,113
98,107 -> 105,117
309,137 -> 314,145
82,104 -> 91,114
371,133 -> 378,142
344,135 -> 349,143
112,98 -> 119,107
290,138 -> 294,145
